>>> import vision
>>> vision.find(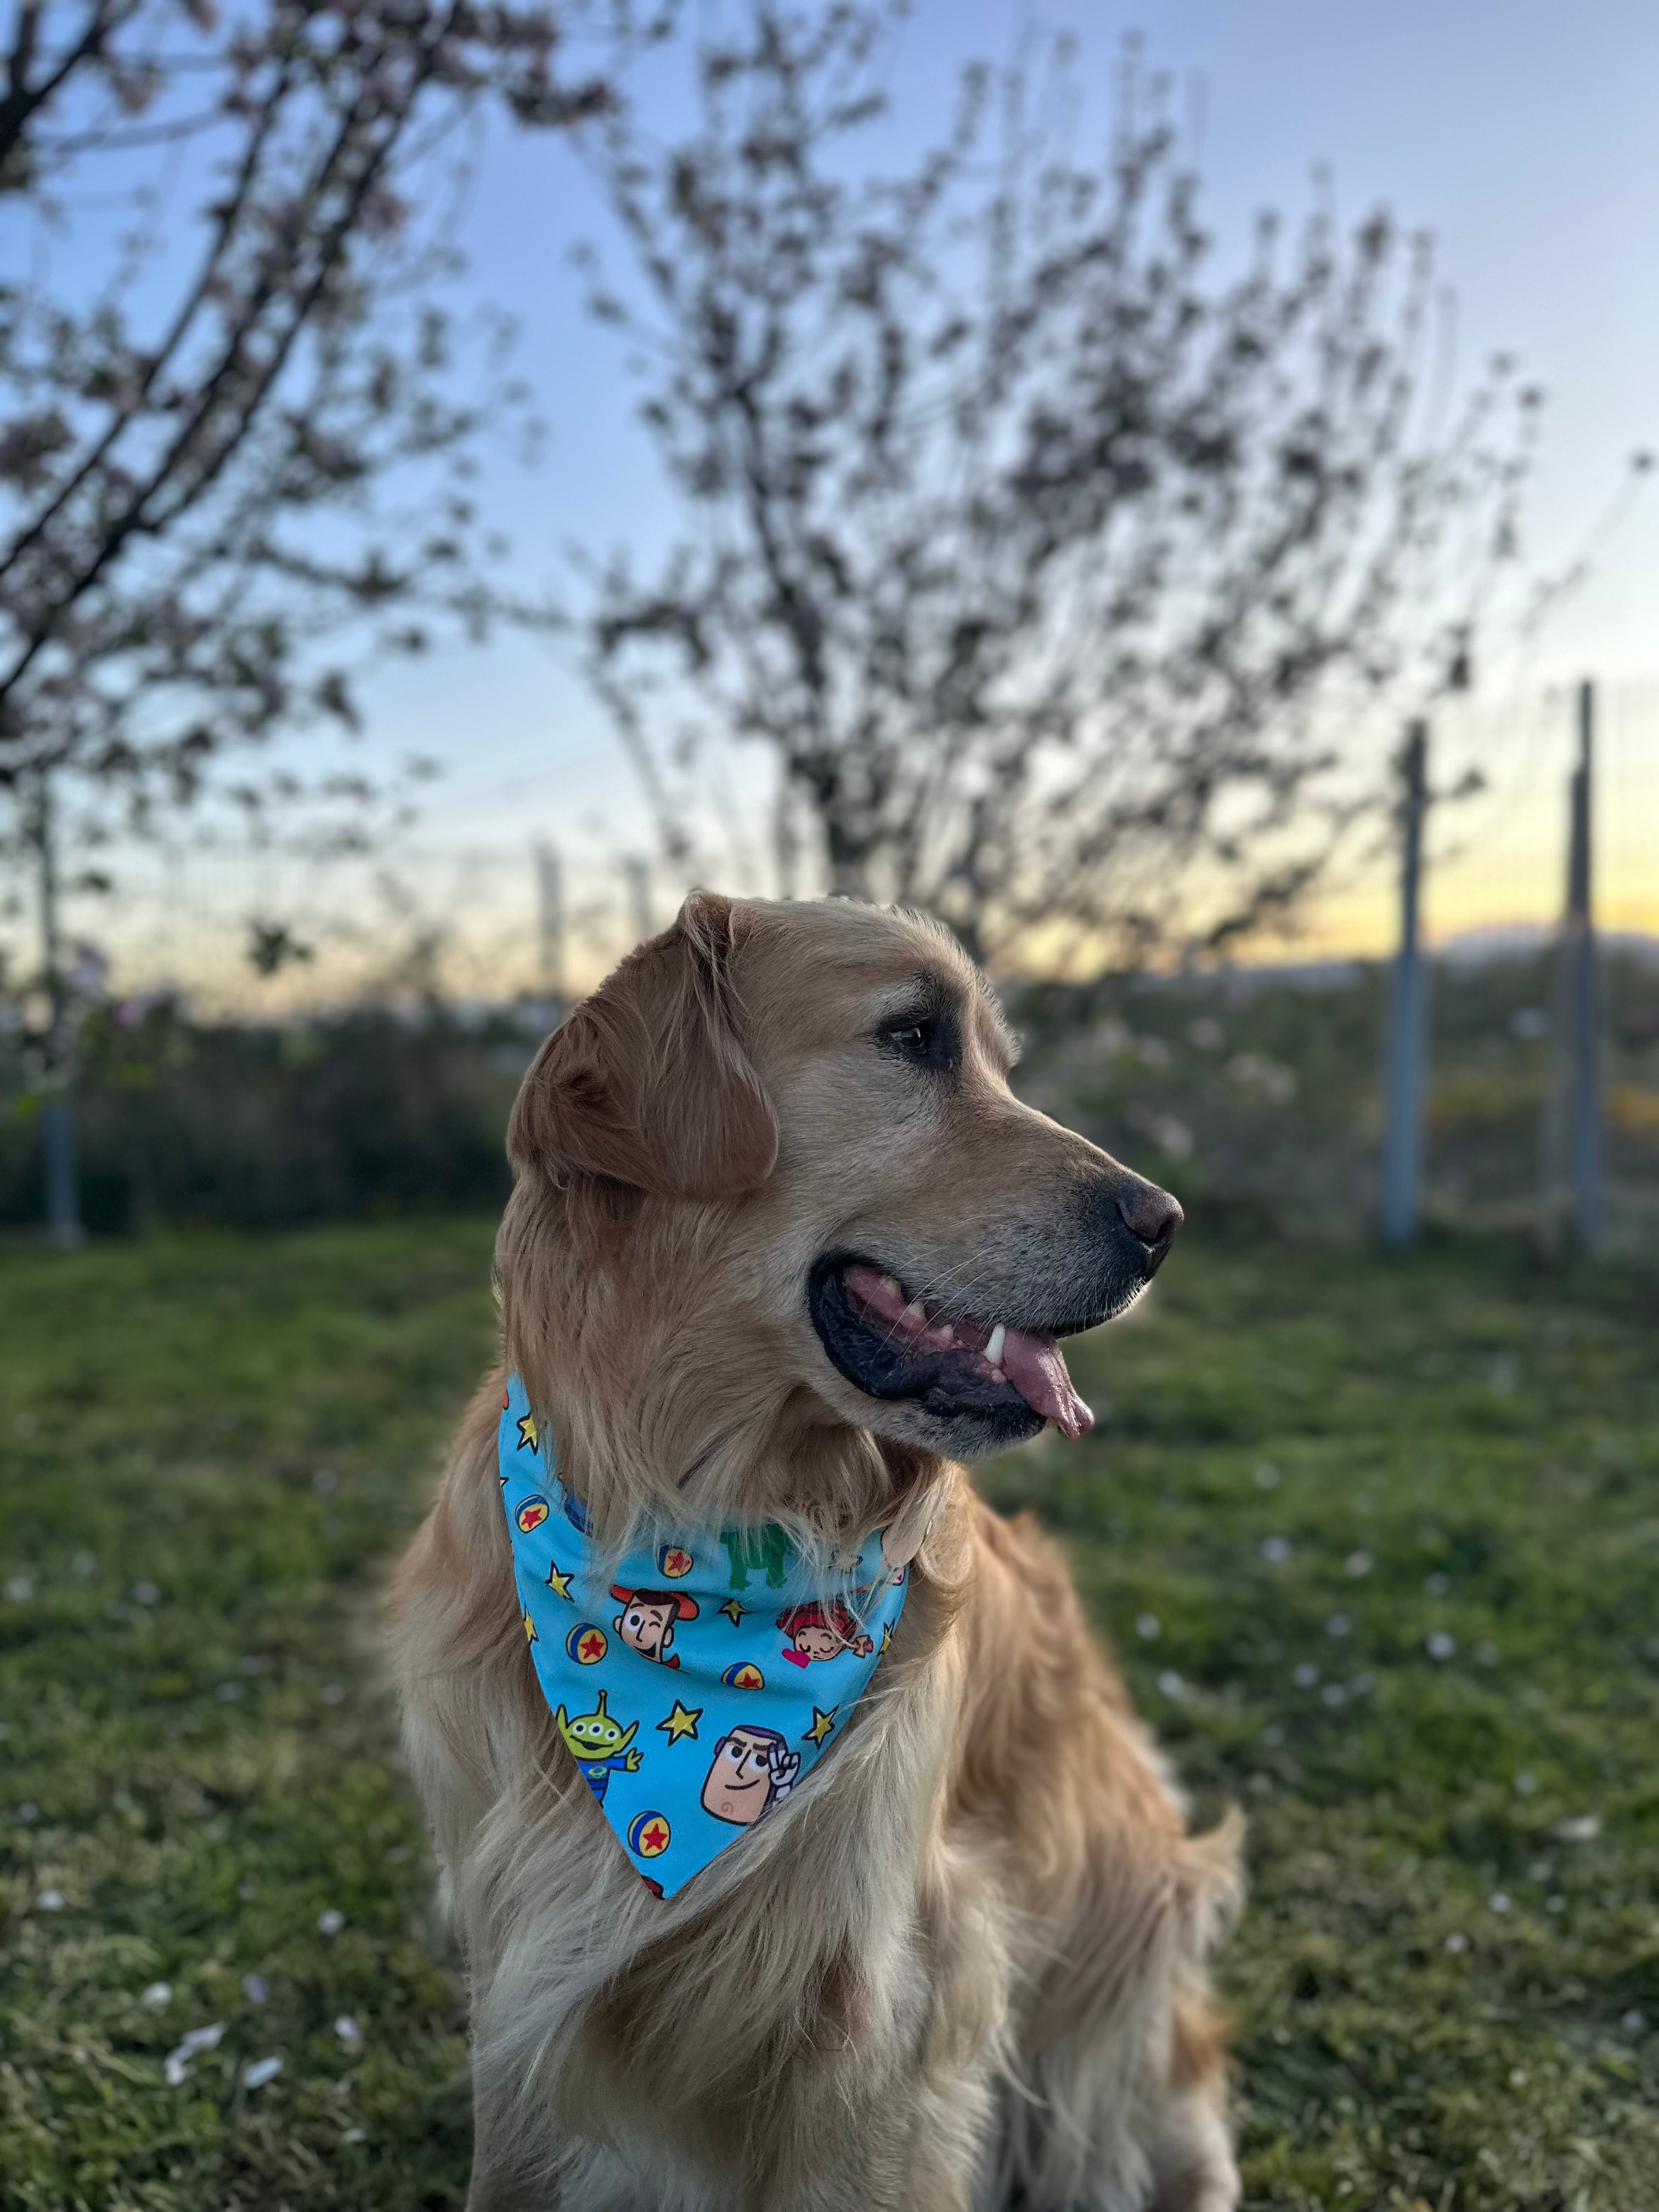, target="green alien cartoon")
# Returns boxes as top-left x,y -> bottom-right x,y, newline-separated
553,1689 -> 642,1805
